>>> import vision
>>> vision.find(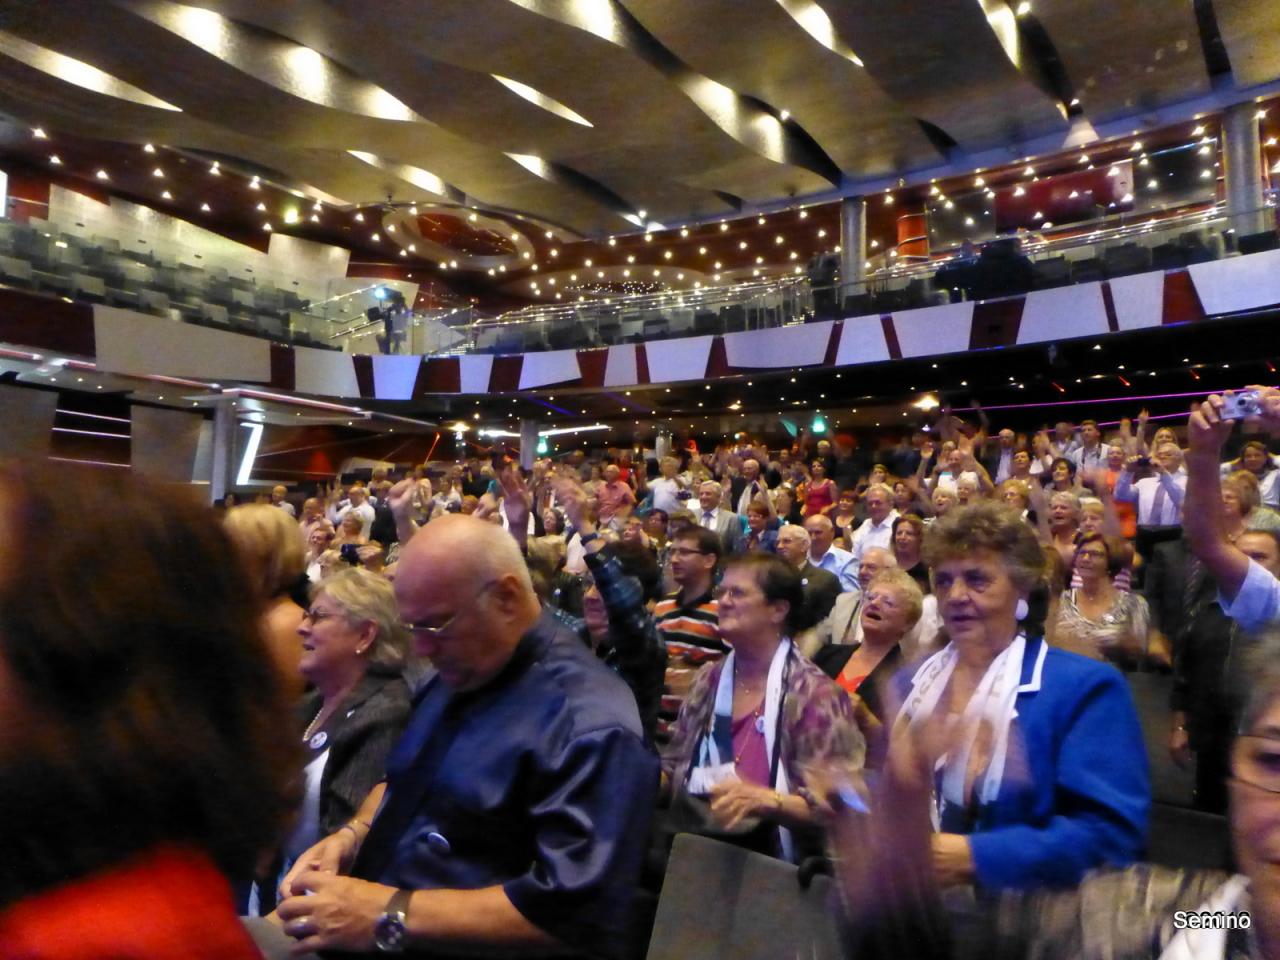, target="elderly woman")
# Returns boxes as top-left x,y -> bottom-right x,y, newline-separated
836,653 -> 1280,959
815,568 -> 923,764
885,500 -> 1148,891
661,552 -> 863,862
0,464 -> 295,954
1050,533 -> 1151,665
272,567 -> 412,900
1041,490 -> 1082,570
224,504 -> 309,697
